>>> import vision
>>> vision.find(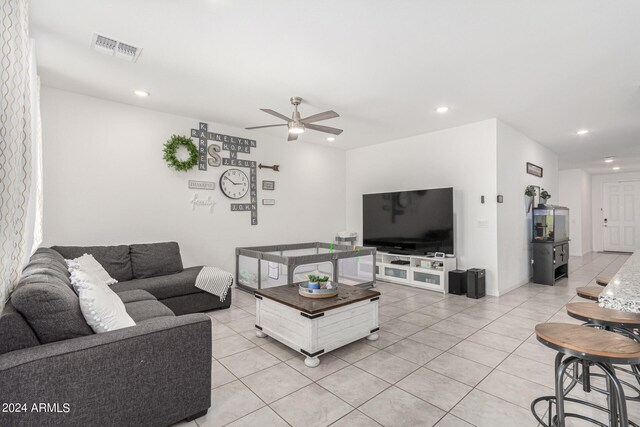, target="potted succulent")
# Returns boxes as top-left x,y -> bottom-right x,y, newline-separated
540,188 -> 551,205
318,276 -> 330,289
524,185 -> 536,213
308,274 -> 320,289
